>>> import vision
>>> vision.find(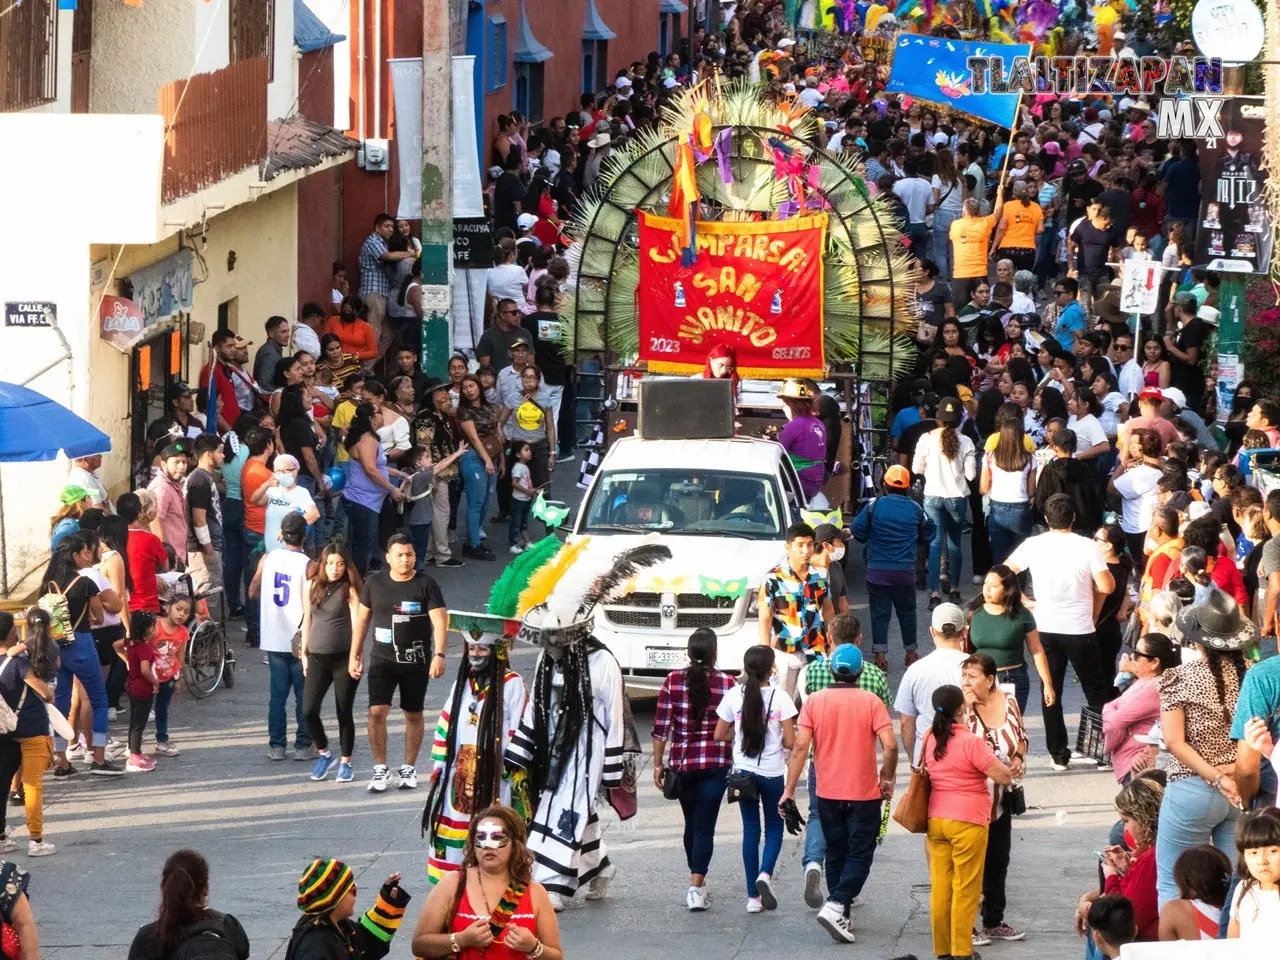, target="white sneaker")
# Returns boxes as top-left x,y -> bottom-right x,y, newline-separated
804,861 -> 824,908
27,840 -> 56,858
367,764 -> 390,793
755,872 -> 777,910
66,741 -> 87,761
687,884 -> 710,911
154,741 -> 180,757
850,895 -> 865,908
397,765 -> 418,789
547,891 -> 568,912
509,544 -> 525,555
585,863 -> 614,900
105,738 -> 128,761
746,897 -> 763,913
816,901 -> 856,943
0,836 -> 16,854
